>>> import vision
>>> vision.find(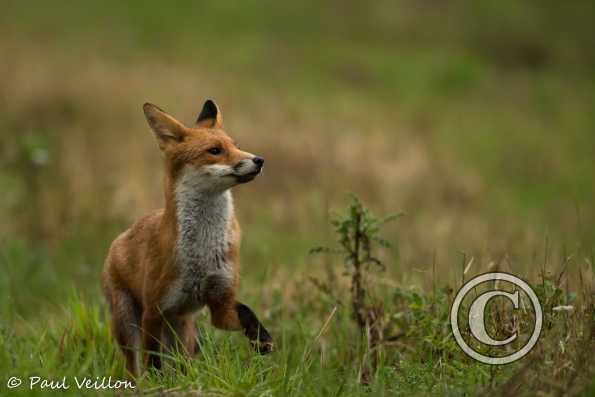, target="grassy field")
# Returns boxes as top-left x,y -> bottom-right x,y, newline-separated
1,1 -> 594,395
